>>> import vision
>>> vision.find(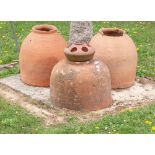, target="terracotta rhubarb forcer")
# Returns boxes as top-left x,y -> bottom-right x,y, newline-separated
90,28 -> 138,89
19,24 -> 67,87
50,43 -> 112,111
